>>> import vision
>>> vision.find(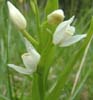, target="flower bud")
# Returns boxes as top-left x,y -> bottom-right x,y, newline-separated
19,0 -> 23,4
7,1 -> 27,30
47,9 -> 65,25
